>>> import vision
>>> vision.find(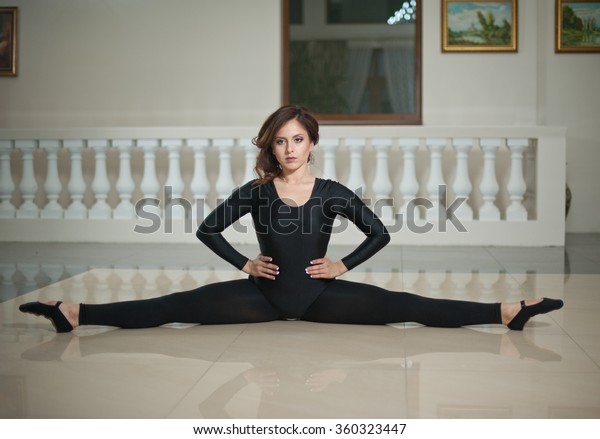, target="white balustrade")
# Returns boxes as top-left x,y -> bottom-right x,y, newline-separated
506,139 -> 529,221
523,144 -> 536,217
319,139 -> 339,181
88,140 -> 112,219
15,140 -> 39,219
189,139 -> 210,221
451,138 -> 474,221
213,139 -> 235,202
398,138 -> 420,217
238,138 -> 257,228
0,140 -> 15,218
64,140 -> 87,219
113,140 -> 136,219
163,139 -> 186,220
478,138 -> 501,221
39,140 -> 63,219
425,138 -> 447,222
345,138 -> 366,194
240,139 -> 257,183
372,138 -> 393,221
138,139 -> 161,219
0,126 -> 567,246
